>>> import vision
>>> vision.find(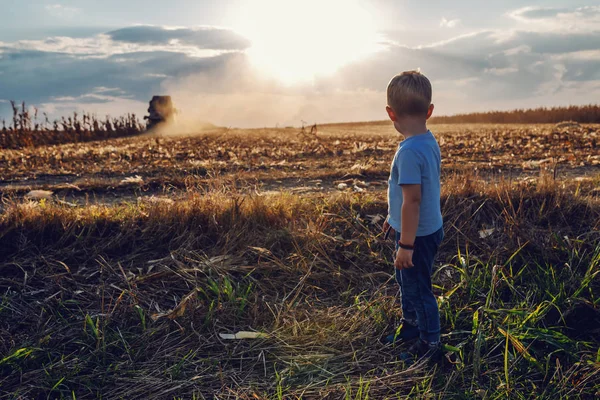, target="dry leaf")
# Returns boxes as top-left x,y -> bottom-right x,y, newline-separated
367,214 -> 383,225
248,246 -> 272,256
219,331 -> 269,340
479,228 -> 495,239
121,175 -> 144,185
138,196 -> 175,205
24,190 -> 53,200
150,289 -> 197,321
